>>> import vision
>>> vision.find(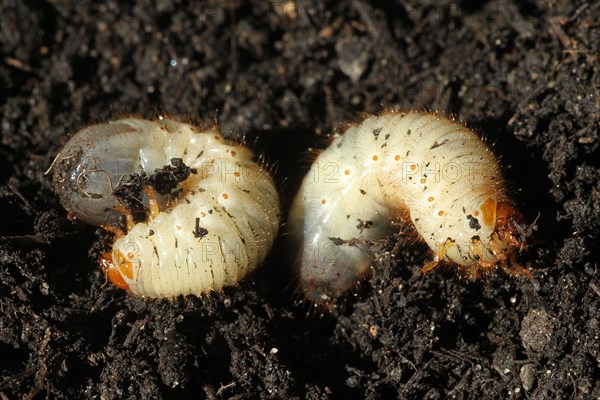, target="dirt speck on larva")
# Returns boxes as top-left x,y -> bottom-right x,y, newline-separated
1,1 -> 598,399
